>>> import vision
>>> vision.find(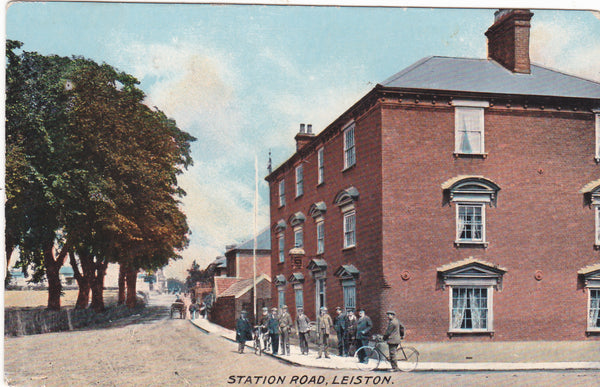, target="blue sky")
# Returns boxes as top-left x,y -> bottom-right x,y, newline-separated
6,2 -> 600,279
